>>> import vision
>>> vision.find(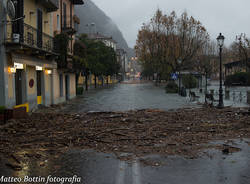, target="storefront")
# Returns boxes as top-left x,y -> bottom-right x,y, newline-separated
6,53 -> 57,111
